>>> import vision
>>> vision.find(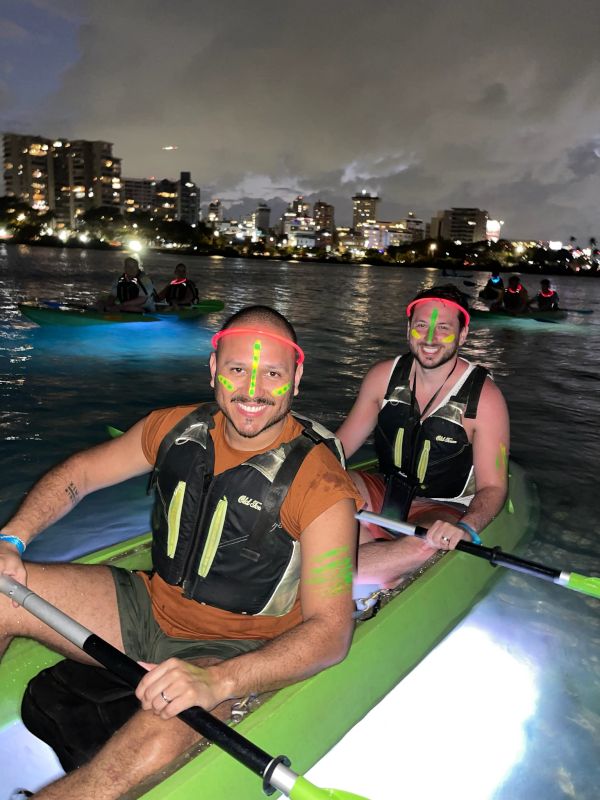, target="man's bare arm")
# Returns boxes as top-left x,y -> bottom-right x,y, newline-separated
337,360 -> 392,459
1,418 -> 151,545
